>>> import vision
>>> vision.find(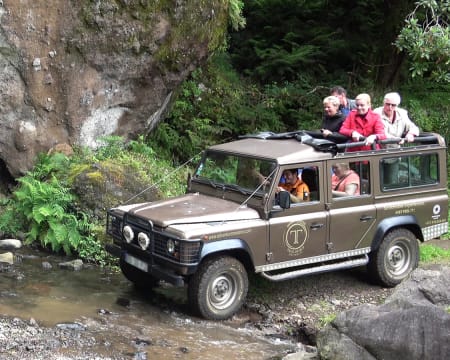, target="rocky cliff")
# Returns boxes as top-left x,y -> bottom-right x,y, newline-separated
0,0 -> 228,177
